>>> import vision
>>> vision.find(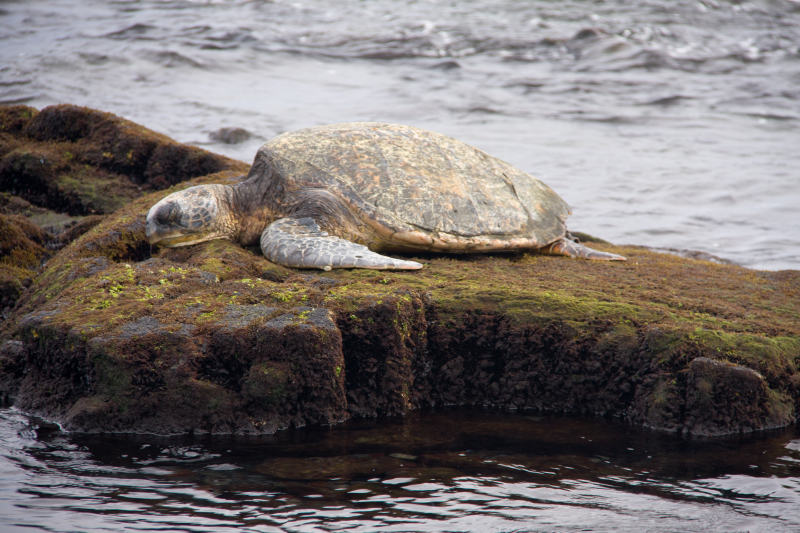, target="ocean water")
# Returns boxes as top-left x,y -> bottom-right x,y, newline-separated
1,0 -> 798,269
1,408 -> 800,532
2,1 -> 800,530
